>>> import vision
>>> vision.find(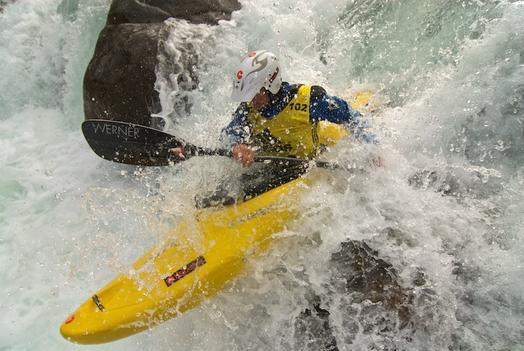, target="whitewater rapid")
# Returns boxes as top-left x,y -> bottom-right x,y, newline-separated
1,0 -> 523,350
